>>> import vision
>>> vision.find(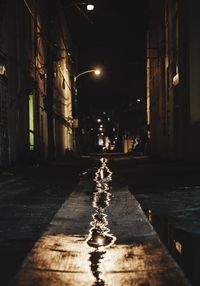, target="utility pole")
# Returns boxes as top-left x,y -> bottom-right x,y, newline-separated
46,1 -> 55,160
73,78 -> 79,153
